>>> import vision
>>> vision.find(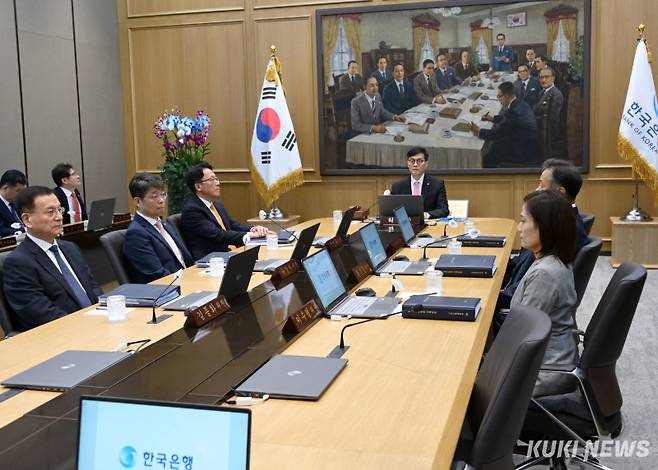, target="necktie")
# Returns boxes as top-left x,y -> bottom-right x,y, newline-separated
209,203 -> 227,231
426,75 -> 430,87
351,75 -> 354,84
464,63 -> 468,71
522,82 -> 527,95
71,193 -> 81,223
399,83 -> 405,97
8,202 -> 19,223
371,100 -> 376,113
49,245 -> 91,308
500,47 -> 503,53
382,71 -> 386,79
412,180 -> 421,196
155,220 -> 186,268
